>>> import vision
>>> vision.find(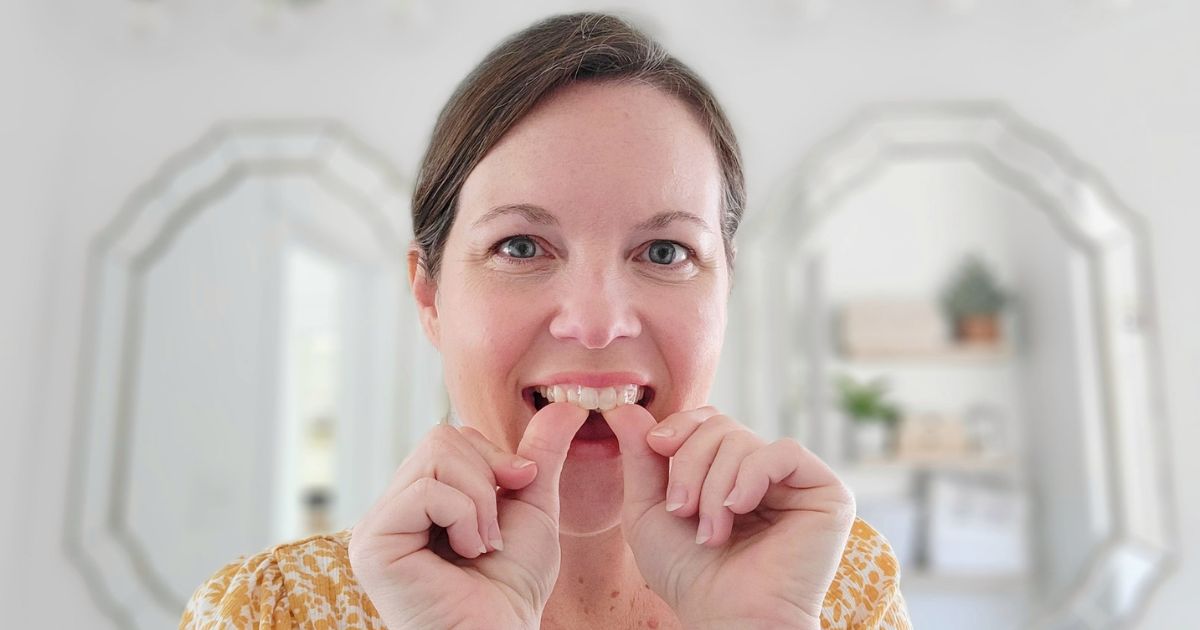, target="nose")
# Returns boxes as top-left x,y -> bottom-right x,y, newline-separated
548,266 -> 642,349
